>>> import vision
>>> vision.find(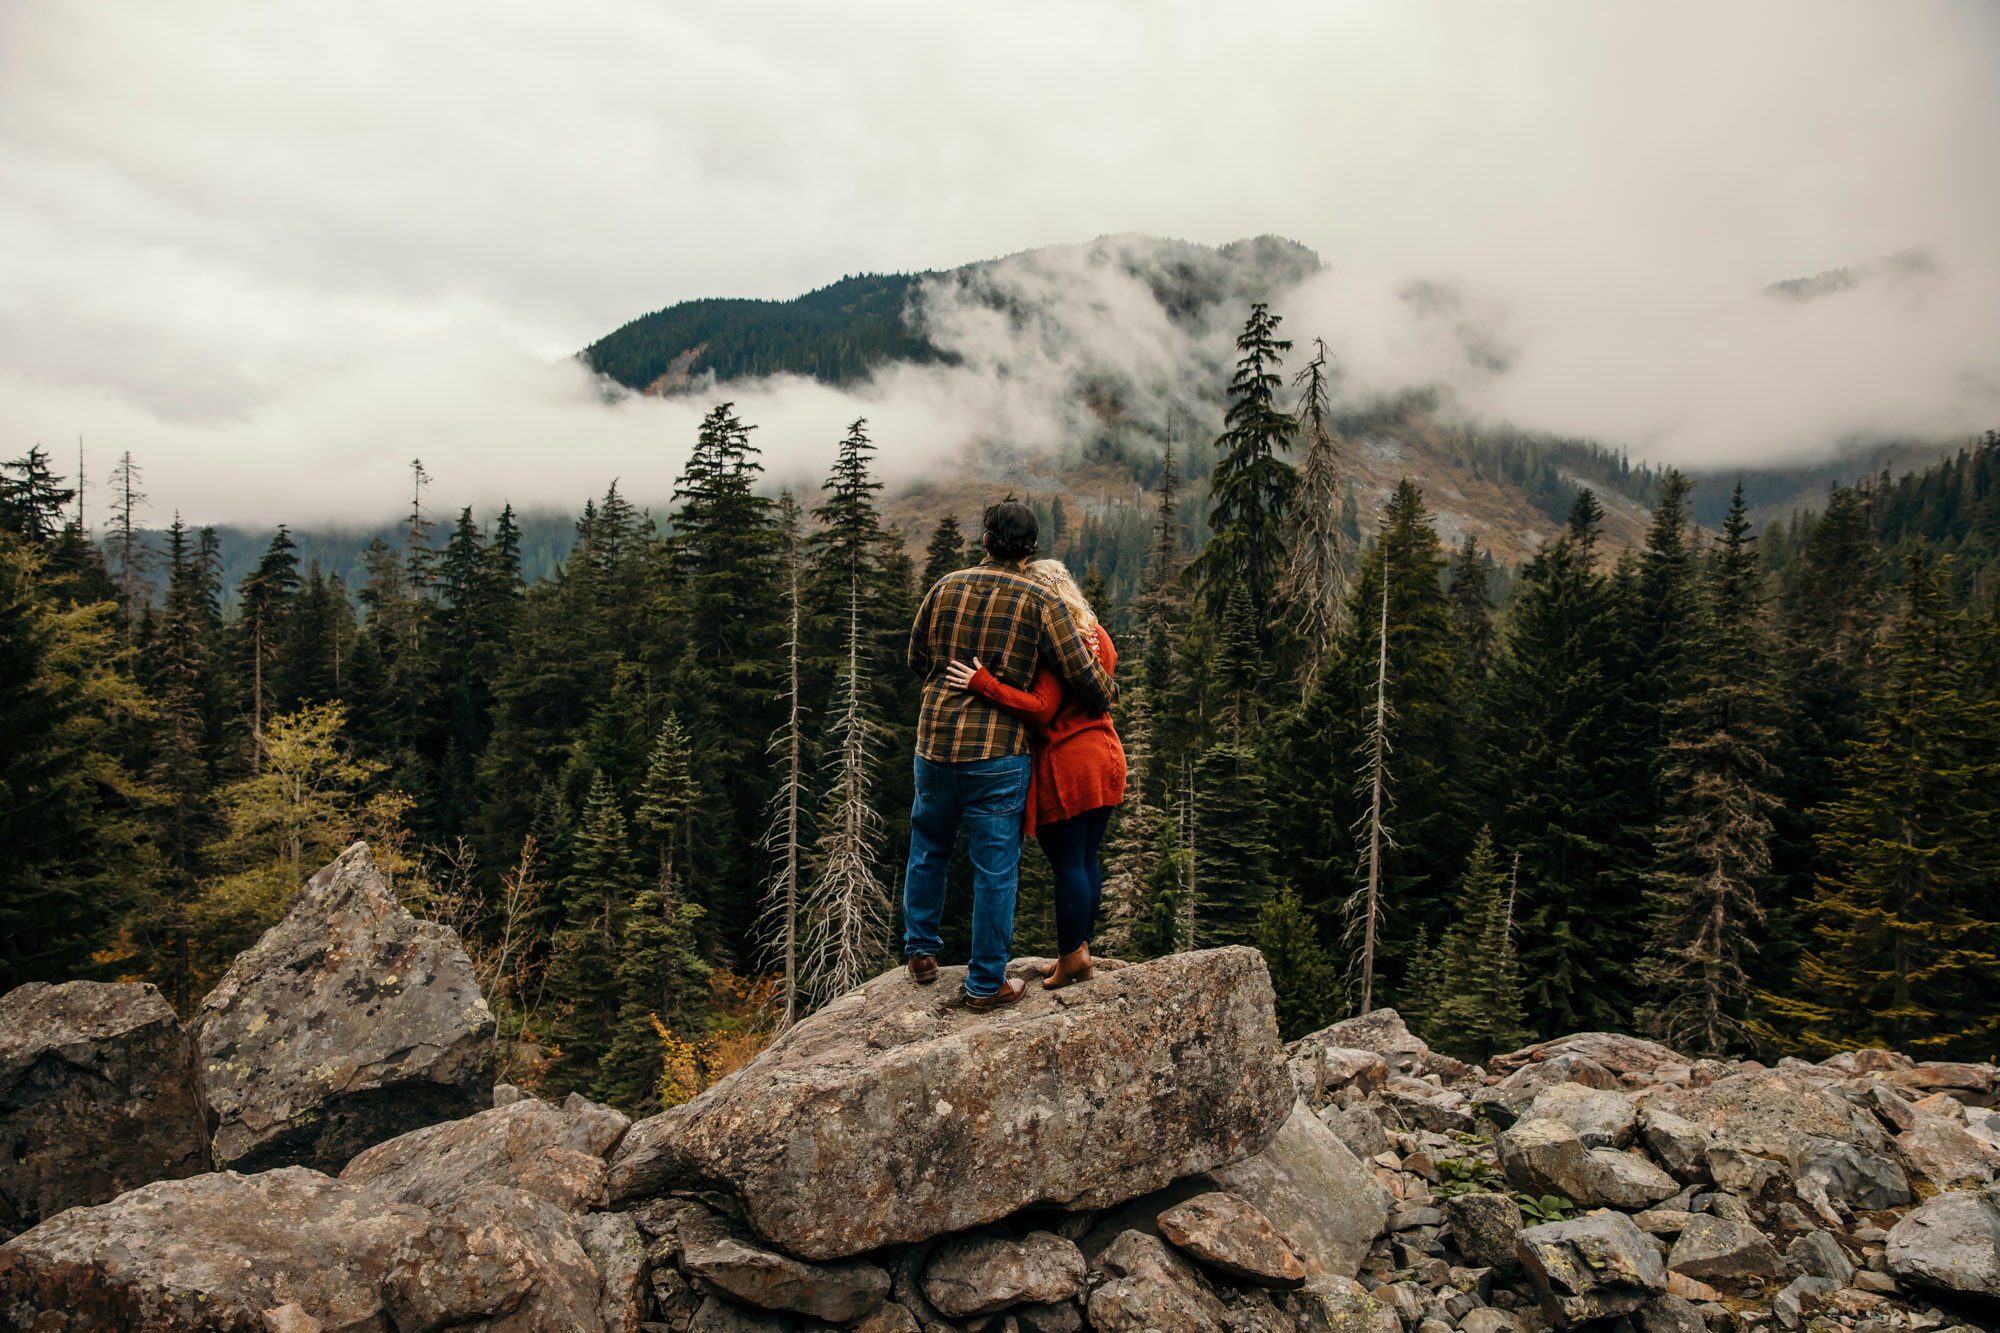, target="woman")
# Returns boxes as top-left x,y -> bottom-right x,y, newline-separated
941,559 -> 1125,989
